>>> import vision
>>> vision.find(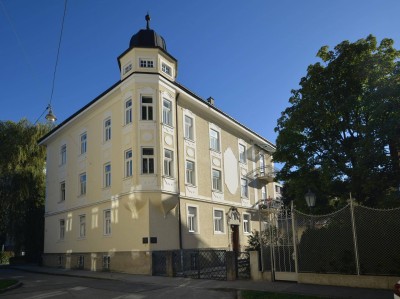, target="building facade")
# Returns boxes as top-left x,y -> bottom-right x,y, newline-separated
39,16 -> 278,274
